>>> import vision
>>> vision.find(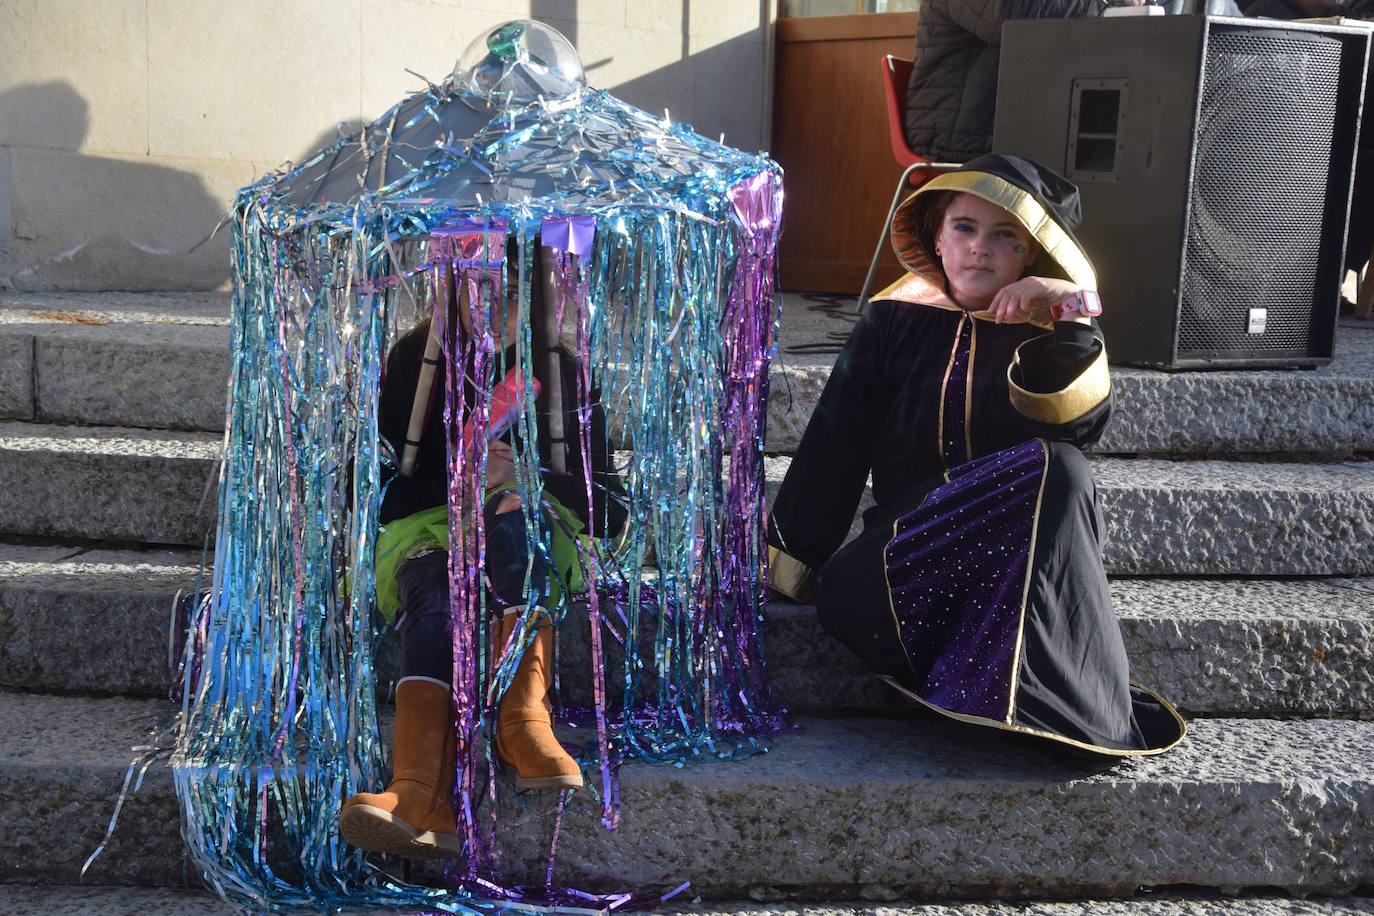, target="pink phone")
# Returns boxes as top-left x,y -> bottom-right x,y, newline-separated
461,366 -> 539,452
